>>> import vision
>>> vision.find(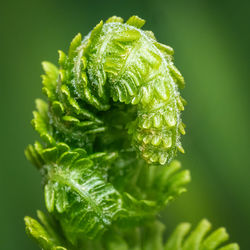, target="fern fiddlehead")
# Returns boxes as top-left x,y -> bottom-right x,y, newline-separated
24,16 -> 239,250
